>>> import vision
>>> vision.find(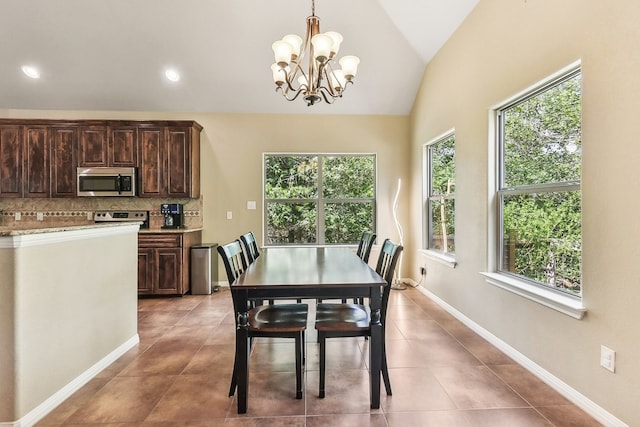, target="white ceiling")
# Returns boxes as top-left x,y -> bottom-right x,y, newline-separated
1,0 -> 478,116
